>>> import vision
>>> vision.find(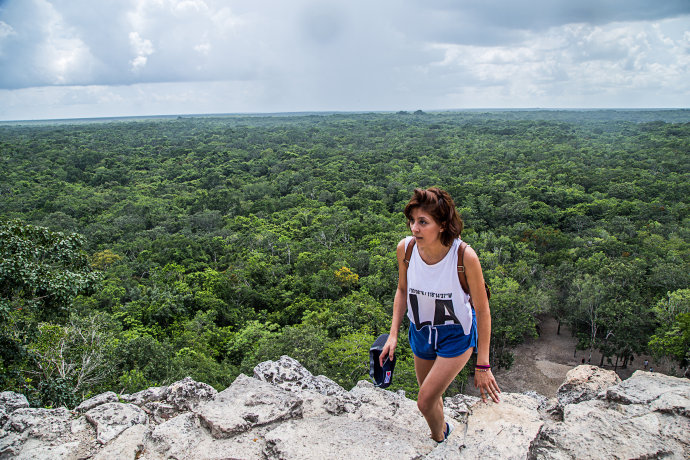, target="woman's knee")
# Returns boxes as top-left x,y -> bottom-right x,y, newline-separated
416,393 -> 441,415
